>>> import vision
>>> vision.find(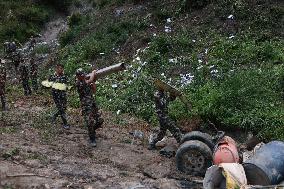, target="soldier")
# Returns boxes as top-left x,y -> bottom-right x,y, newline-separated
3,41 -> 19,72
19,59 -> 32,96
148,89 -> 182,150
30,57 -> 38,91
75,68 -> 104,147
3,41 -> 17,56
49,64 -> 70,129
0,59 -> 7,111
